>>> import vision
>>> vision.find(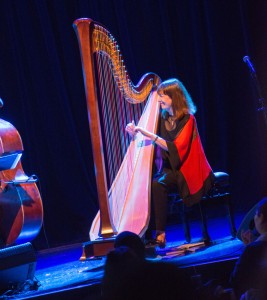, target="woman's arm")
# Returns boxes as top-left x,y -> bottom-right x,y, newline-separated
125,122 -> 168,150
